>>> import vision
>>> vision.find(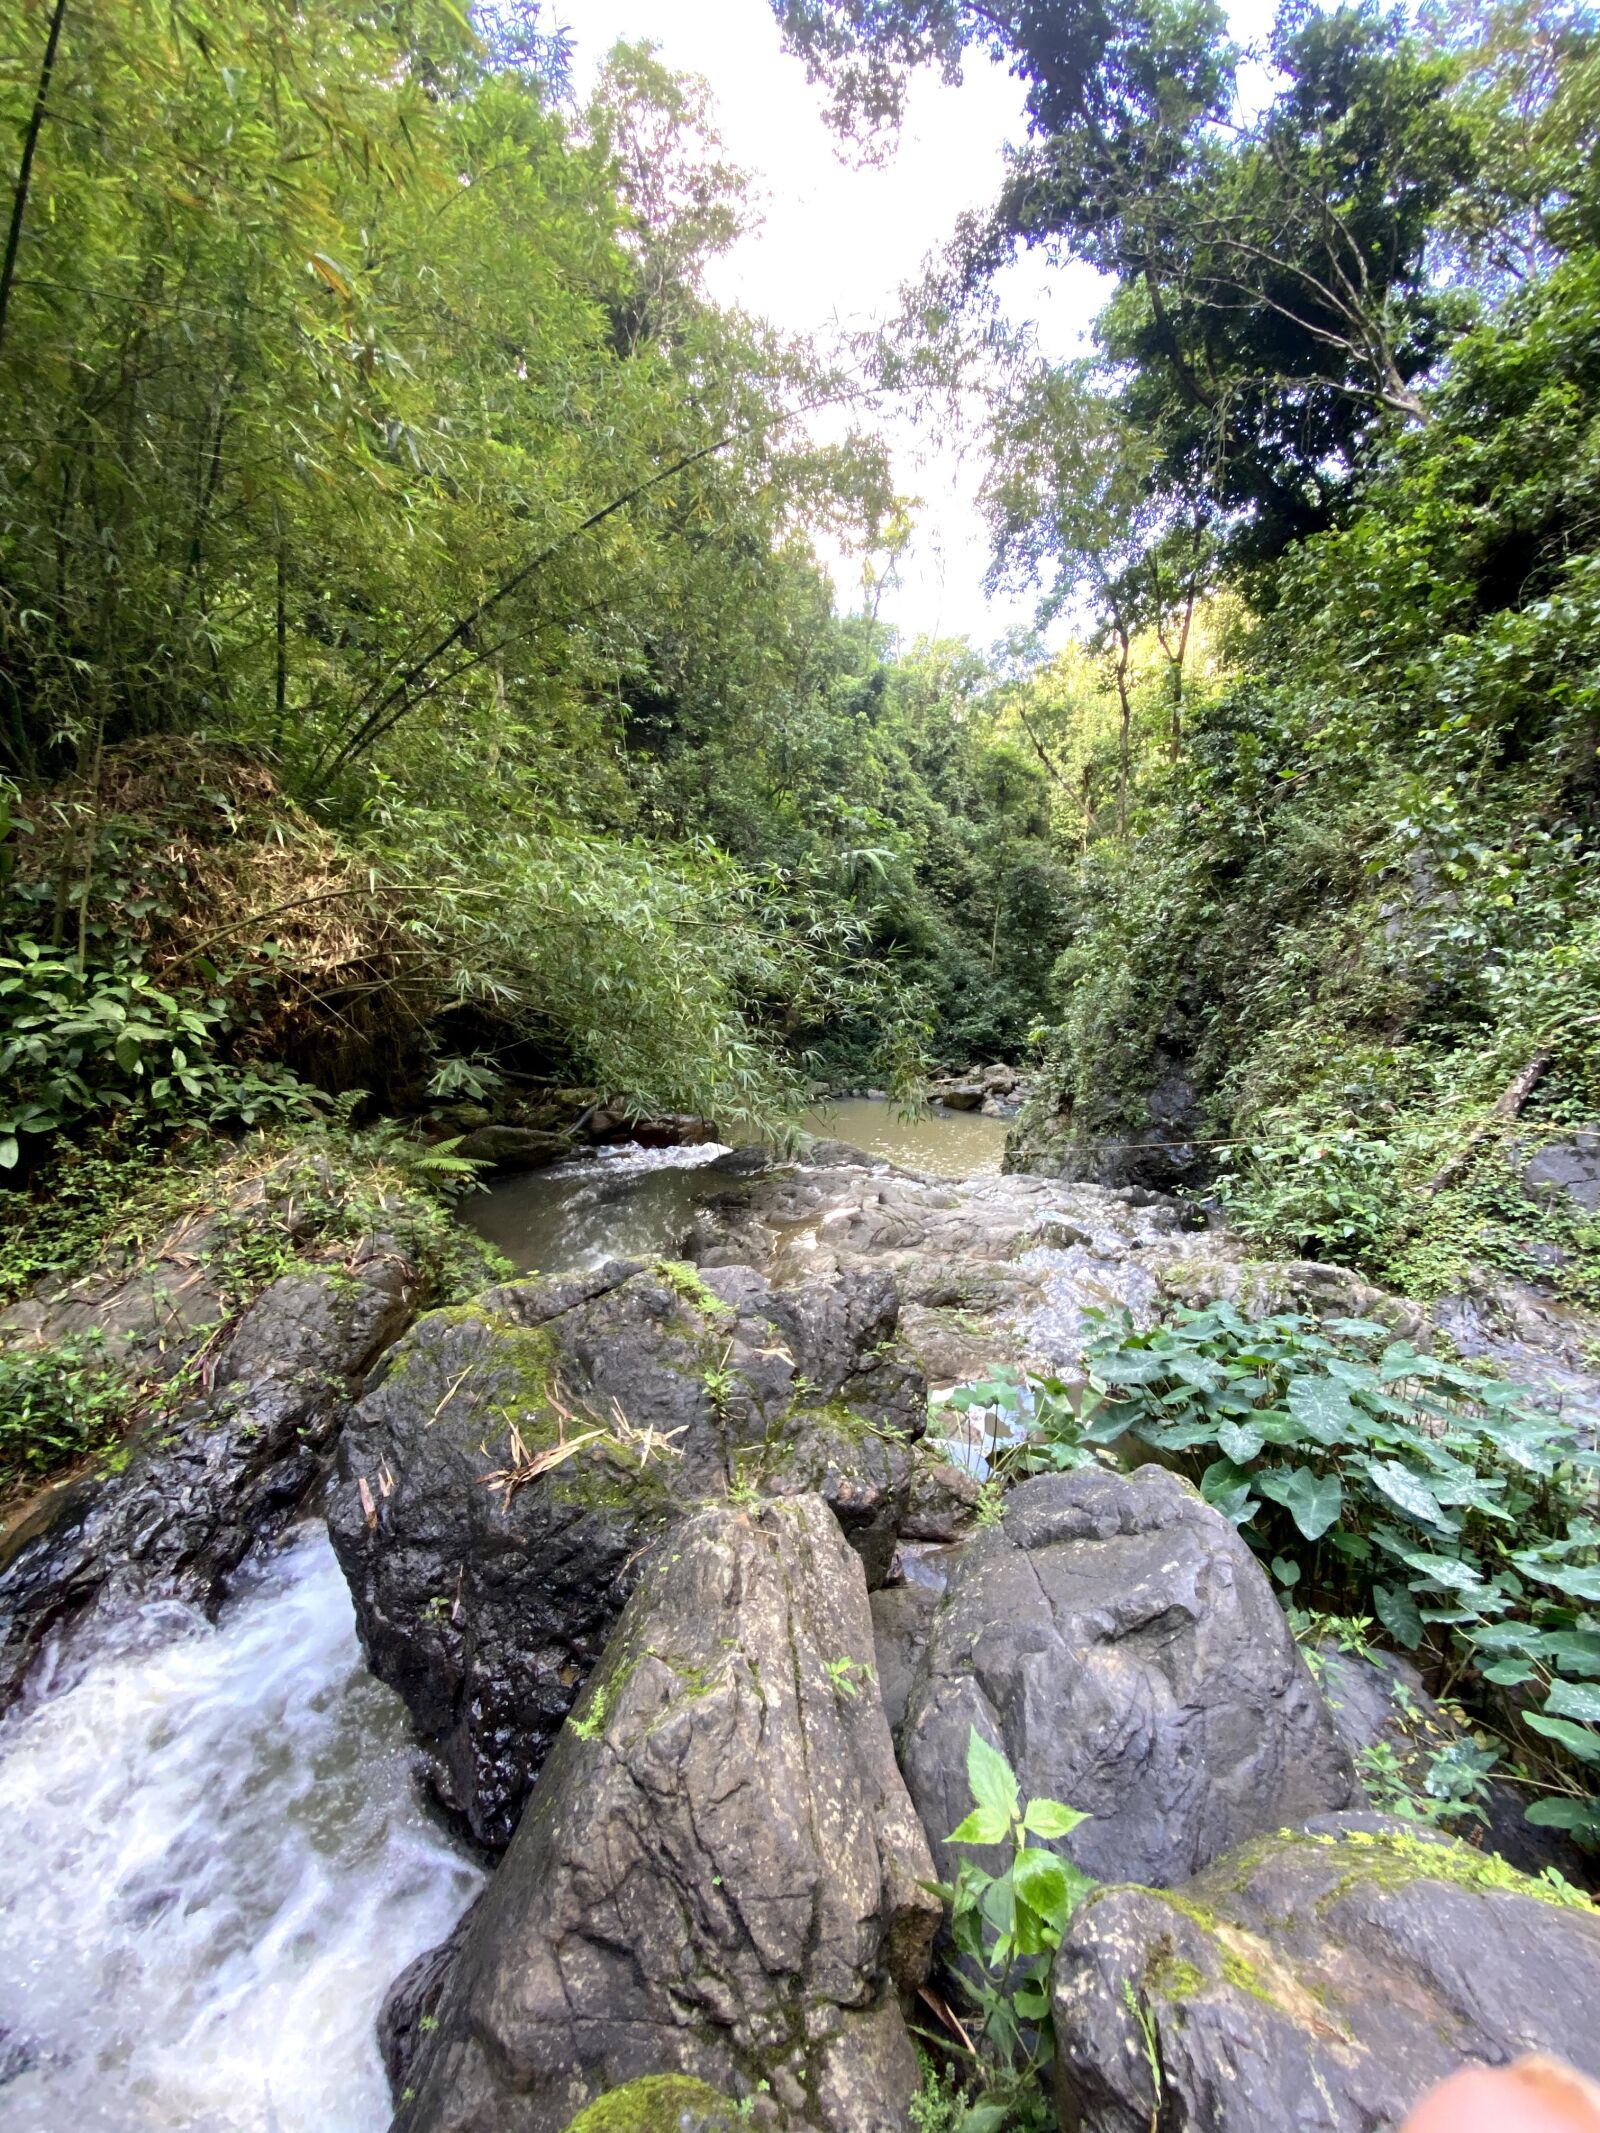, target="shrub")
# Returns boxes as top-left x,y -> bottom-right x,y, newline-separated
0,1334 -> 134,1488
1010,1302 -> 1600,1846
